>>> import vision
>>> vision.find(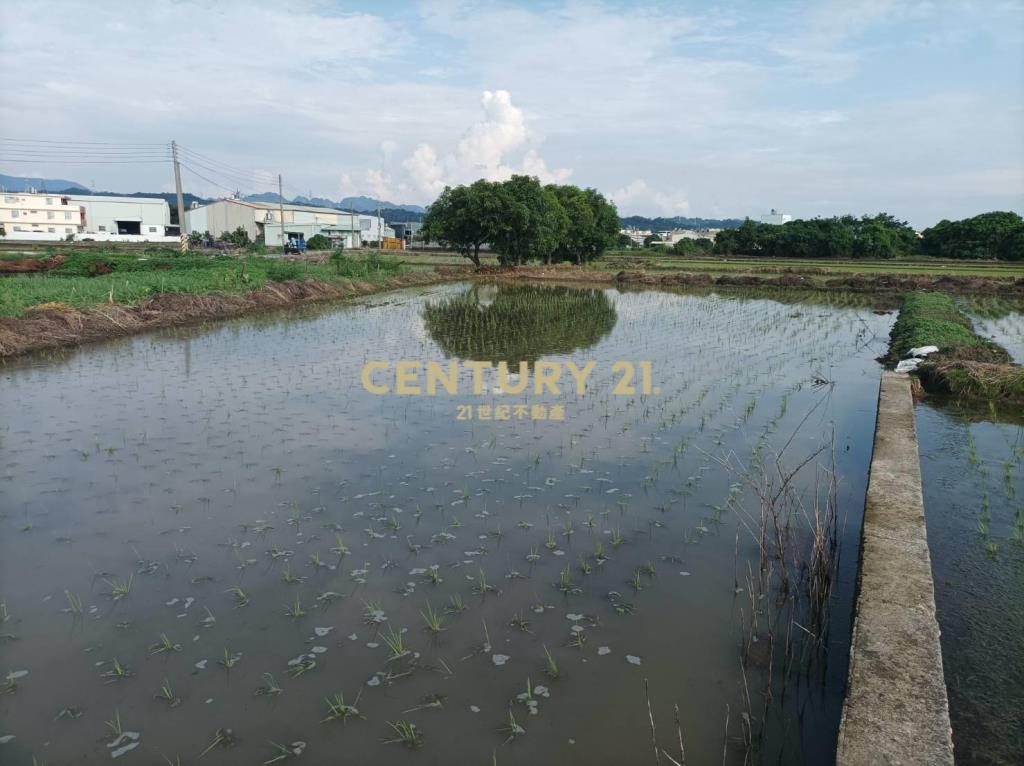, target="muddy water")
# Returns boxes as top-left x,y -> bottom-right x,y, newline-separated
917,405 -> 1024,765
0,283 -> 892,765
